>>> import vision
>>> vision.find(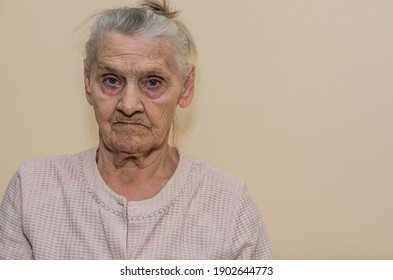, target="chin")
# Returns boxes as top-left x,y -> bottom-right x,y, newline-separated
112,139 -> 165,155
100,131 -> 167,154
112,142 -> 148,154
